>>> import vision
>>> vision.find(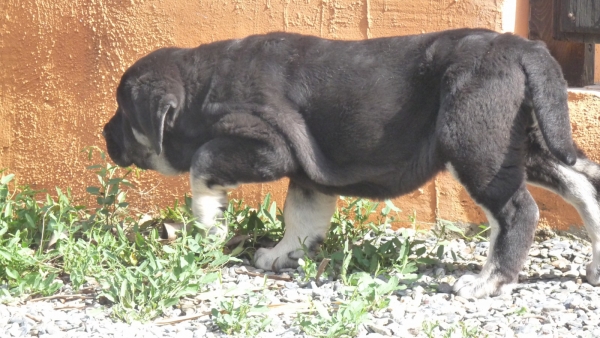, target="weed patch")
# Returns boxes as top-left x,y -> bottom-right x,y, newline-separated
0,148 -> 478,335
